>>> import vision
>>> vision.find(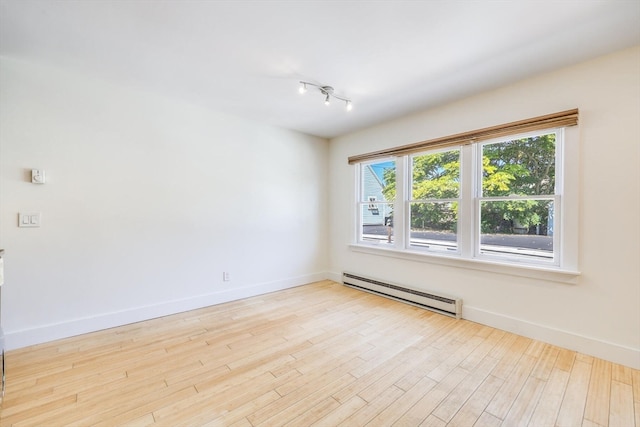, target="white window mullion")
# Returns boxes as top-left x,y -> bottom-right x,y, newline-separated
355,163 -> 363,243
395,155 -> 407,249
458,143 -> 477,258
553,128 -> 564,267
553,194 -> 561,266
